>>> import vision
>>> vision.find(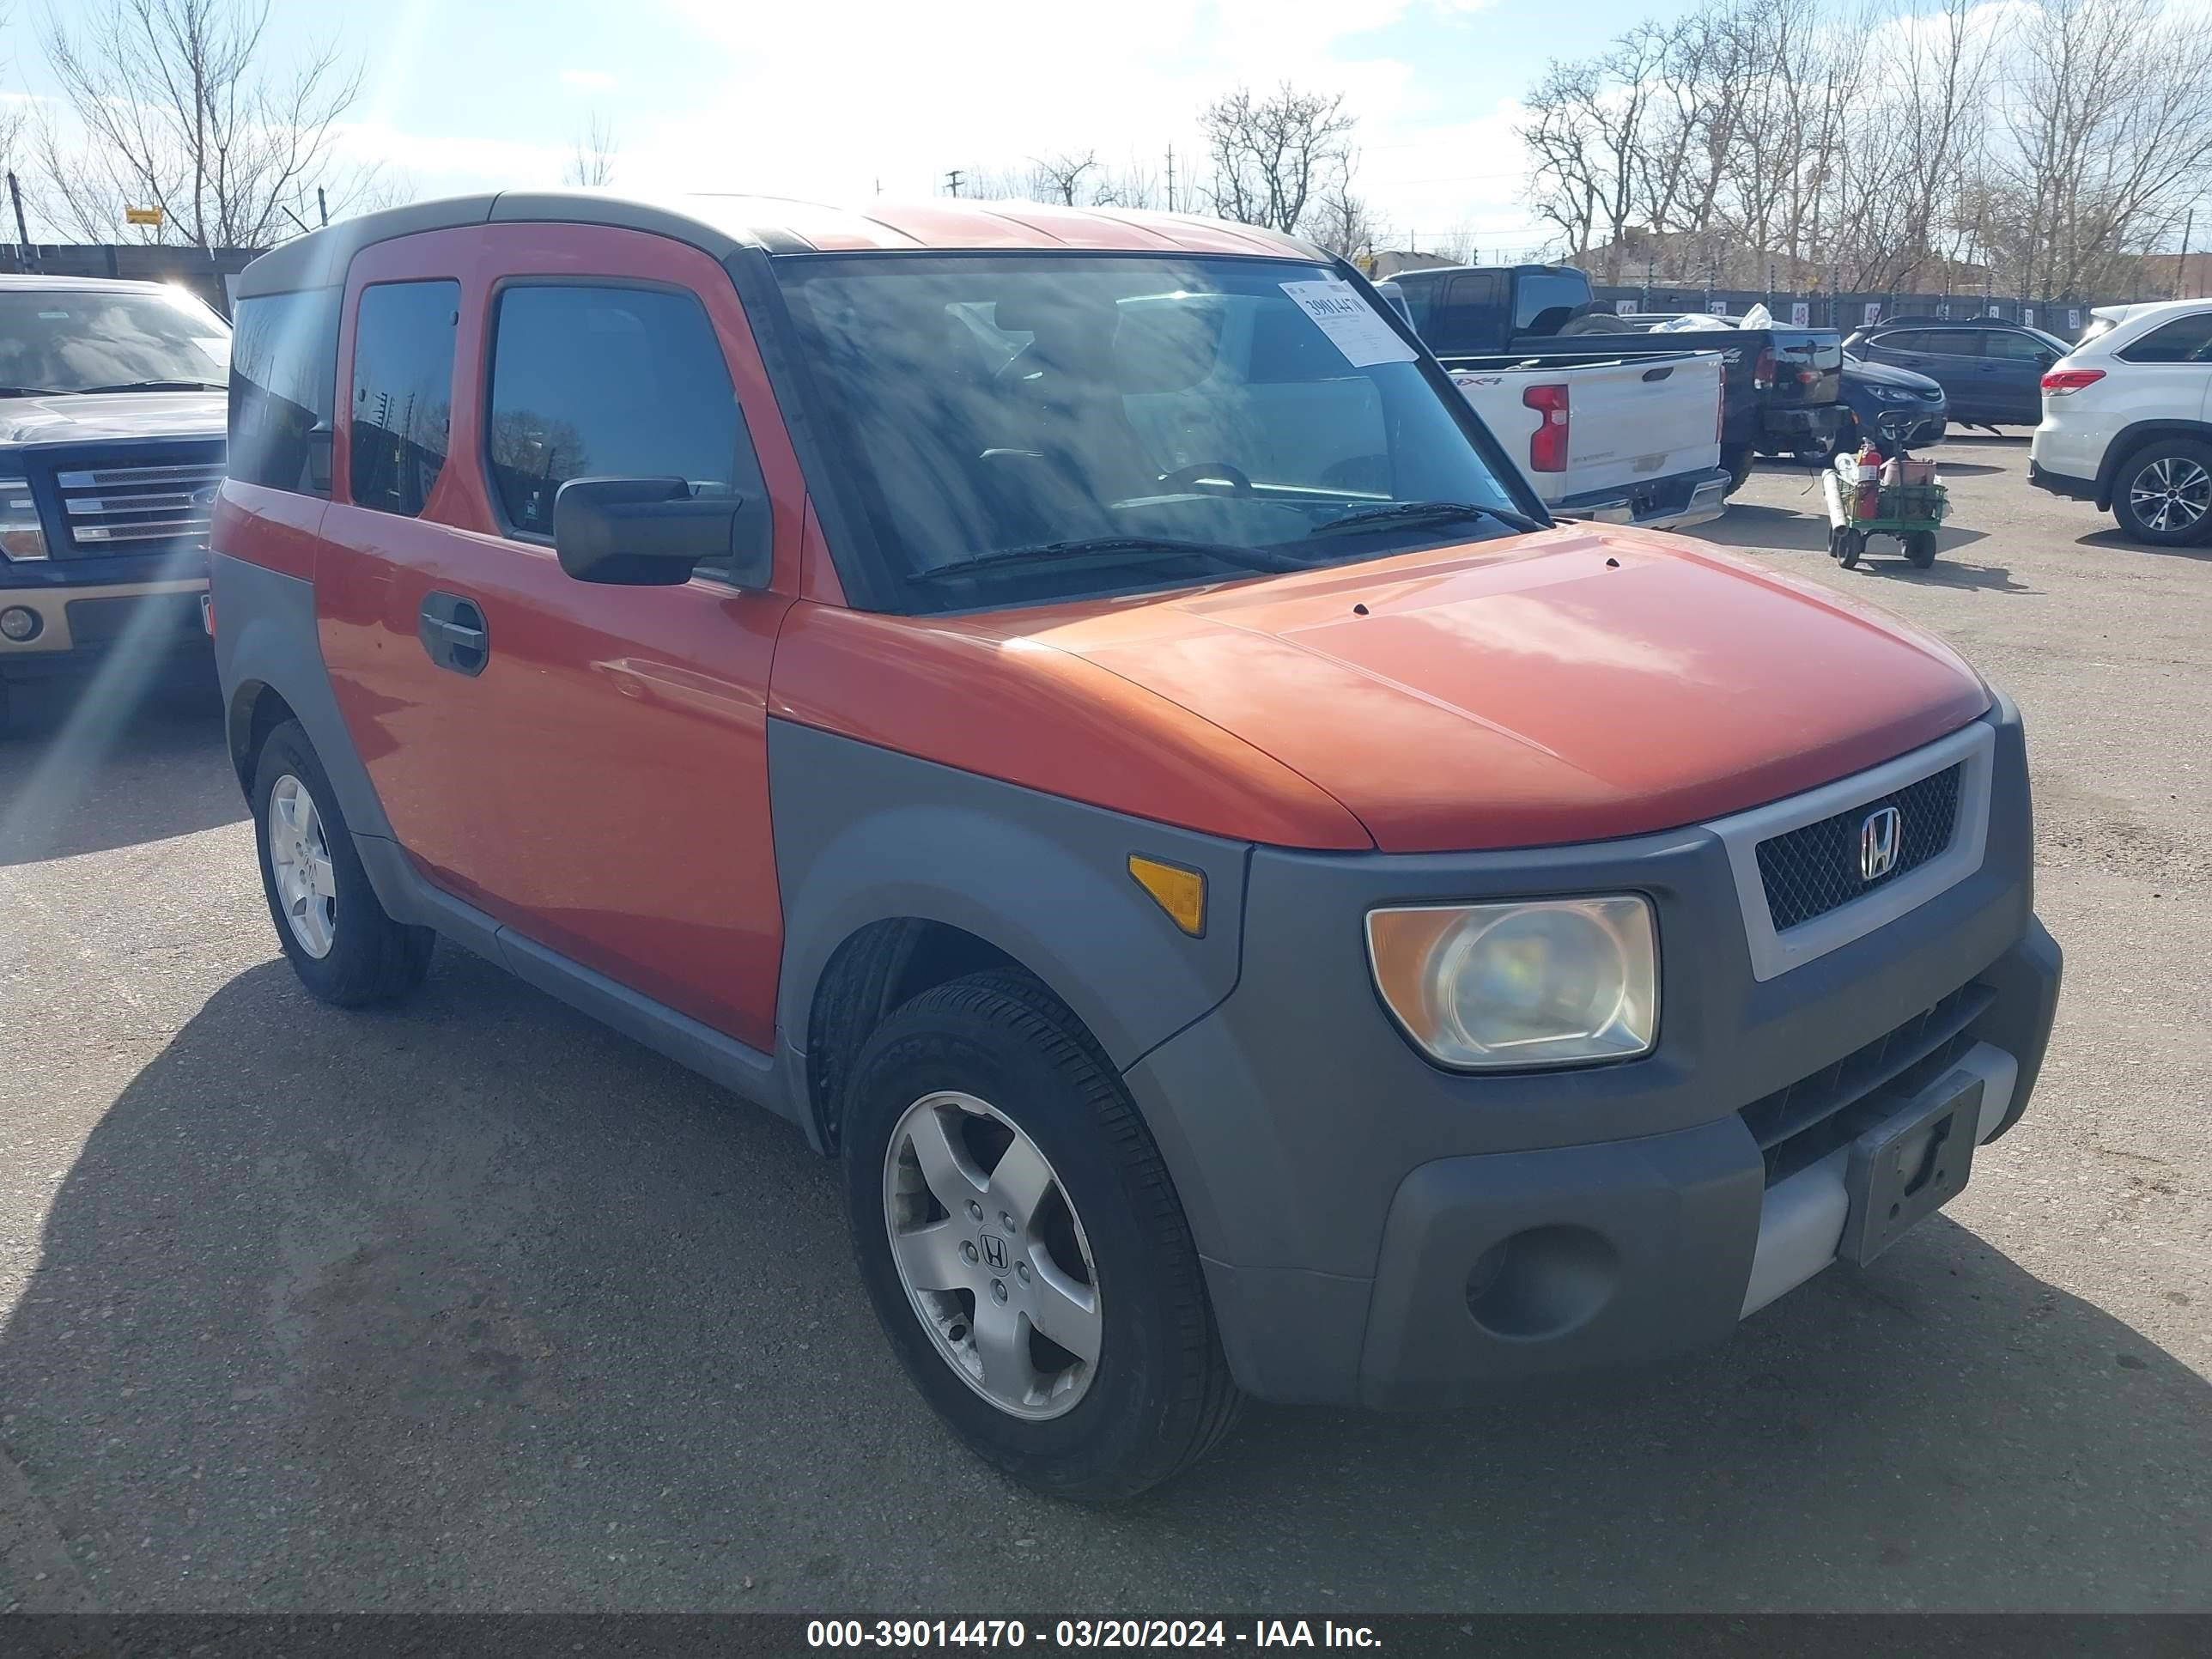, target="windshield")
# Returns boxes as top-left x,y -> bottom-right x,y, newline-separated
774,253 -> 1532,614
0,287 -> 230,394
